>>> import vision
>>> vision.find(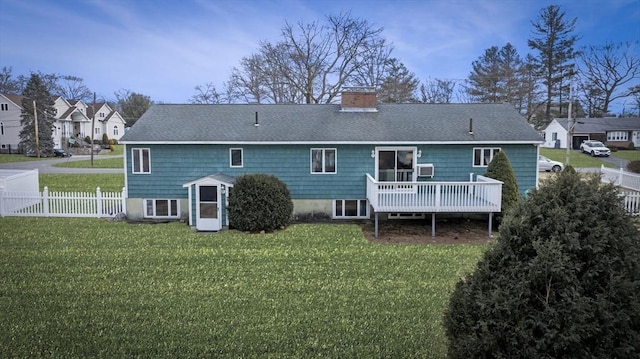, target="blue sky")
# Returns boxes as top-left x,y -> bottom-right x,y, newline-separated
1,0 -> 638,106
